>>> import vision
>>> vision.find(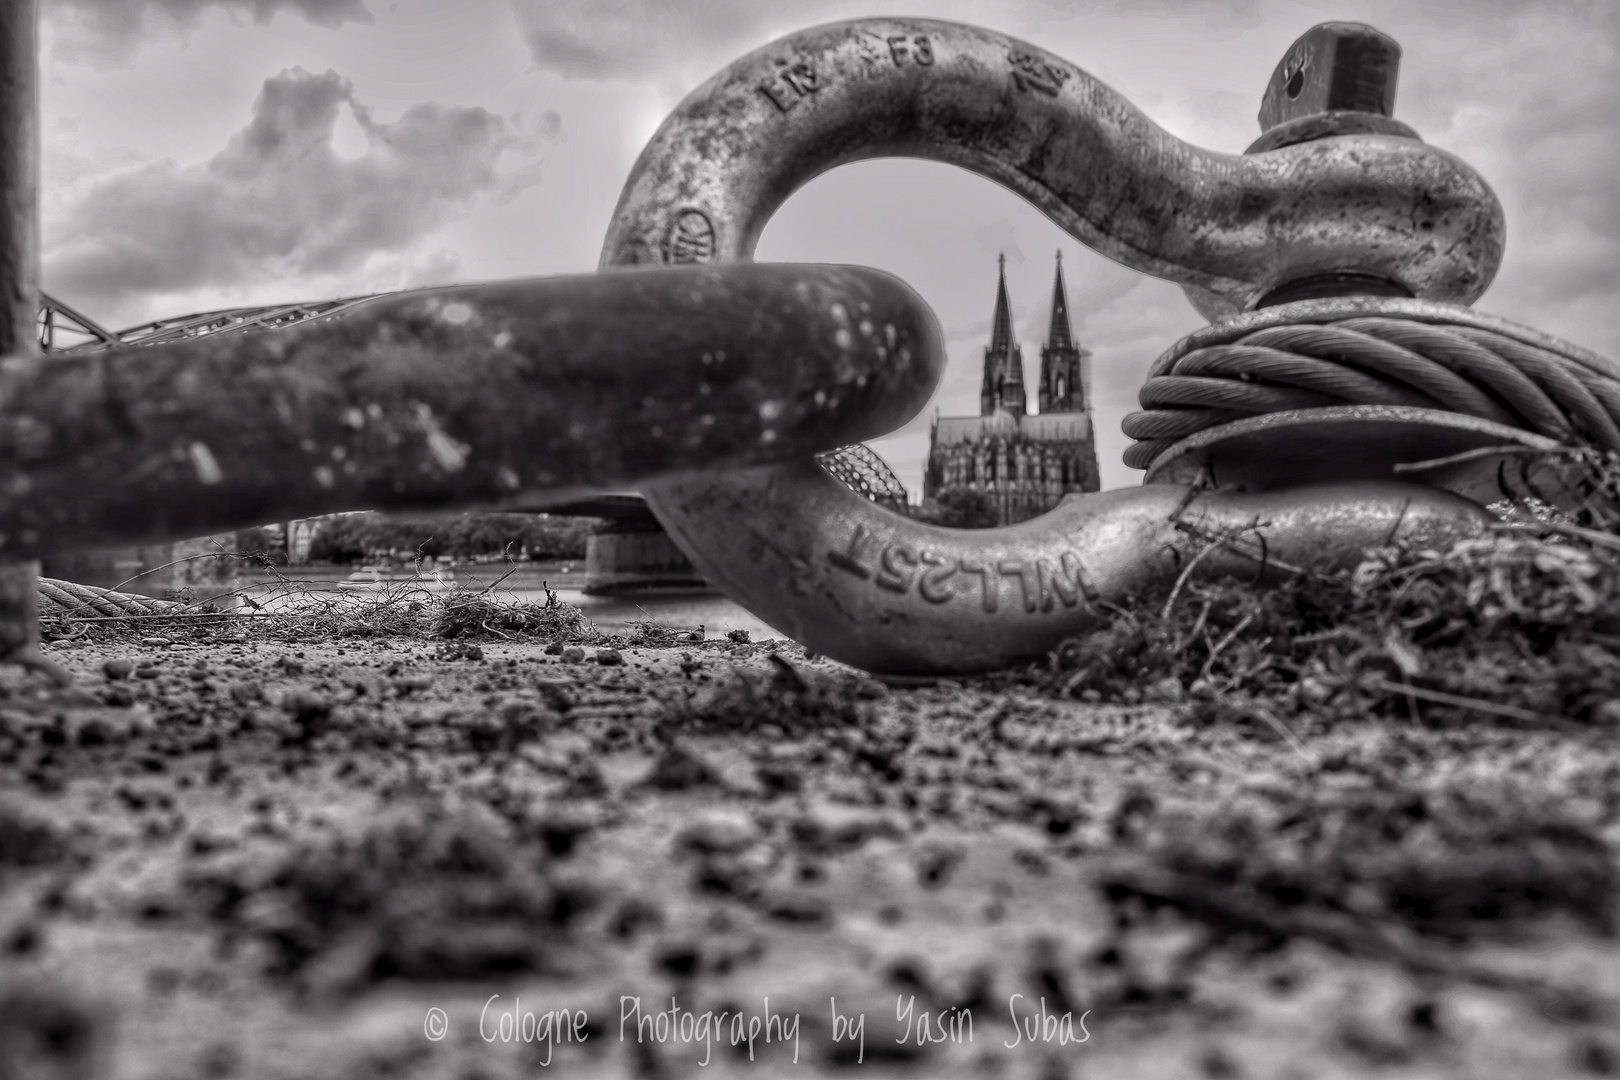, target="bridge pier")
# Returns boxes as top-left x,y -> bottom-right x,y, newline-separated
530,495 -> 707,595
